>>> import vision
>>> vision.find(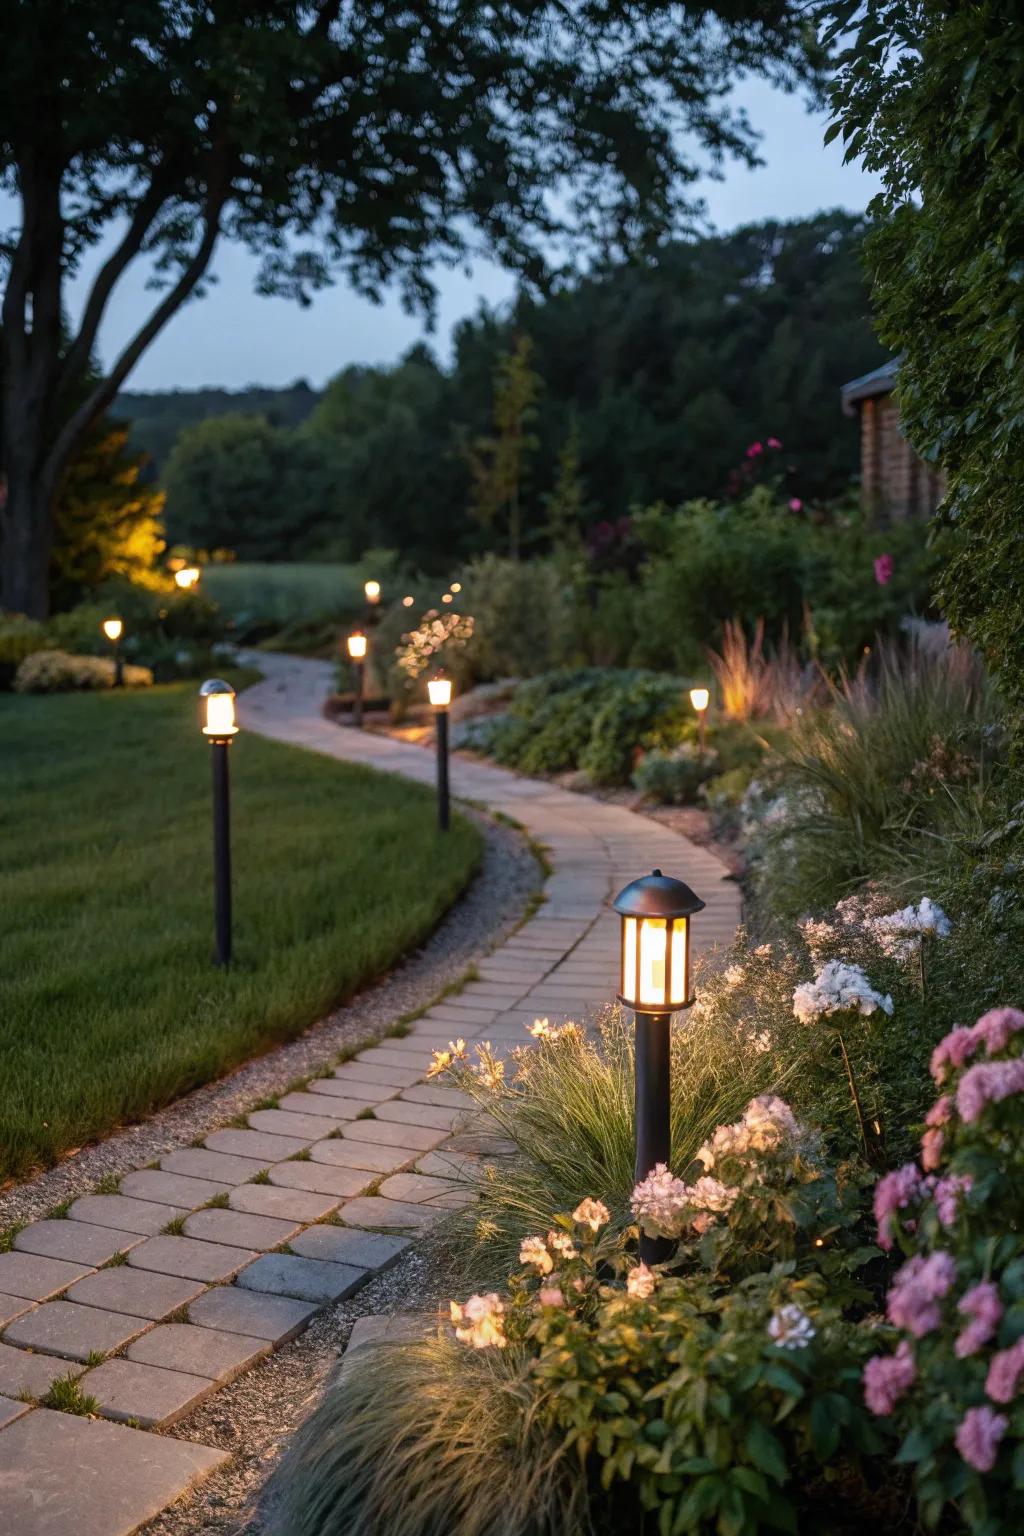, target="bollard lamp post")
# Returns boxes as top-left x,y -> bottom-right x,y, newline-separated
614,868 -> 705,1264
689,686 -> 710,759
427,671 -> 453,831
102,618 -> 124,687
175,565 -> 201,590
347,631 -> 367,727
200,679 -> 238,968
